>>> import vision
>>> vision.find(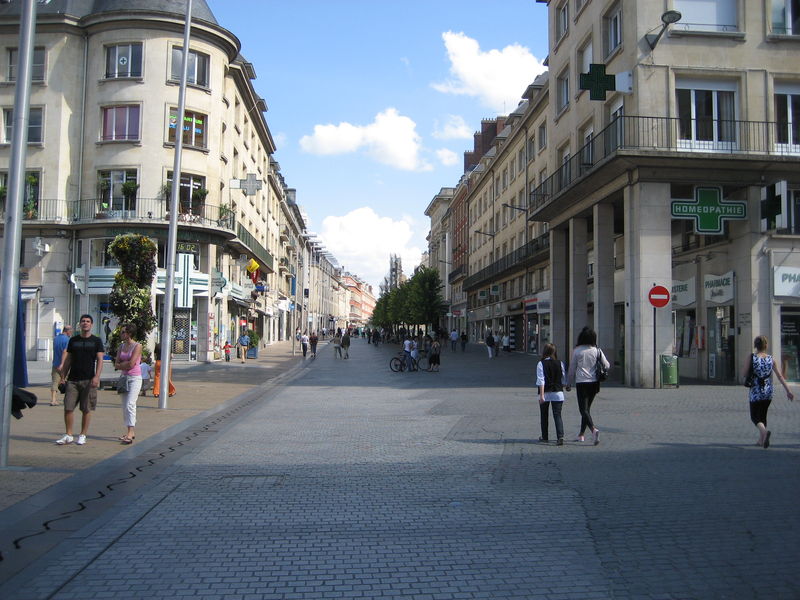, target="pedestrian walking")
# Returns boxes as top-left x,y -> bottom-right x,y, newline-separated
566,327 -> 610,445
403,335 -> 414,372
310,331 -> 319,357
56,314 -> 104,446
301,331 -> 309,358
152,342 -> 176,397
743,335 -> 795,448
341,330 -> 351,359
223,341 -> 232,362
428,338 -> 441,372
460,331 -> 467,352
114,323 -> 142,444
139,357 -> 153,396
485,330 -> 496,358
502,333 -> 511,353
333,329 -> 343,358
238,331 -> 250,363
50,324 -> 72,406
450,329 -> 458,352
536,343 -> 569,445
